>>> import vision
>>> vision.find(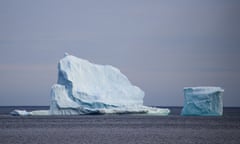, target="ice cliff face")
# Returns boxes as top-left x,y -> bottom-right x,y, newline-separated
181,87 -> 224,116
49,54 -> 170,115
